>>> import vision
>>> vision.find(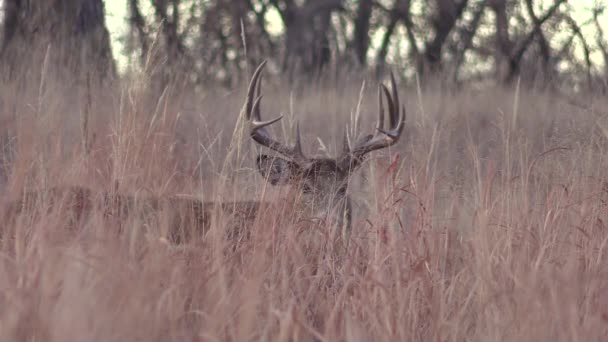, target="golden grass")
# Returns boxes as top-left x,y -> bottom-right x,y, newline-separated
1,68 -> 608,341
